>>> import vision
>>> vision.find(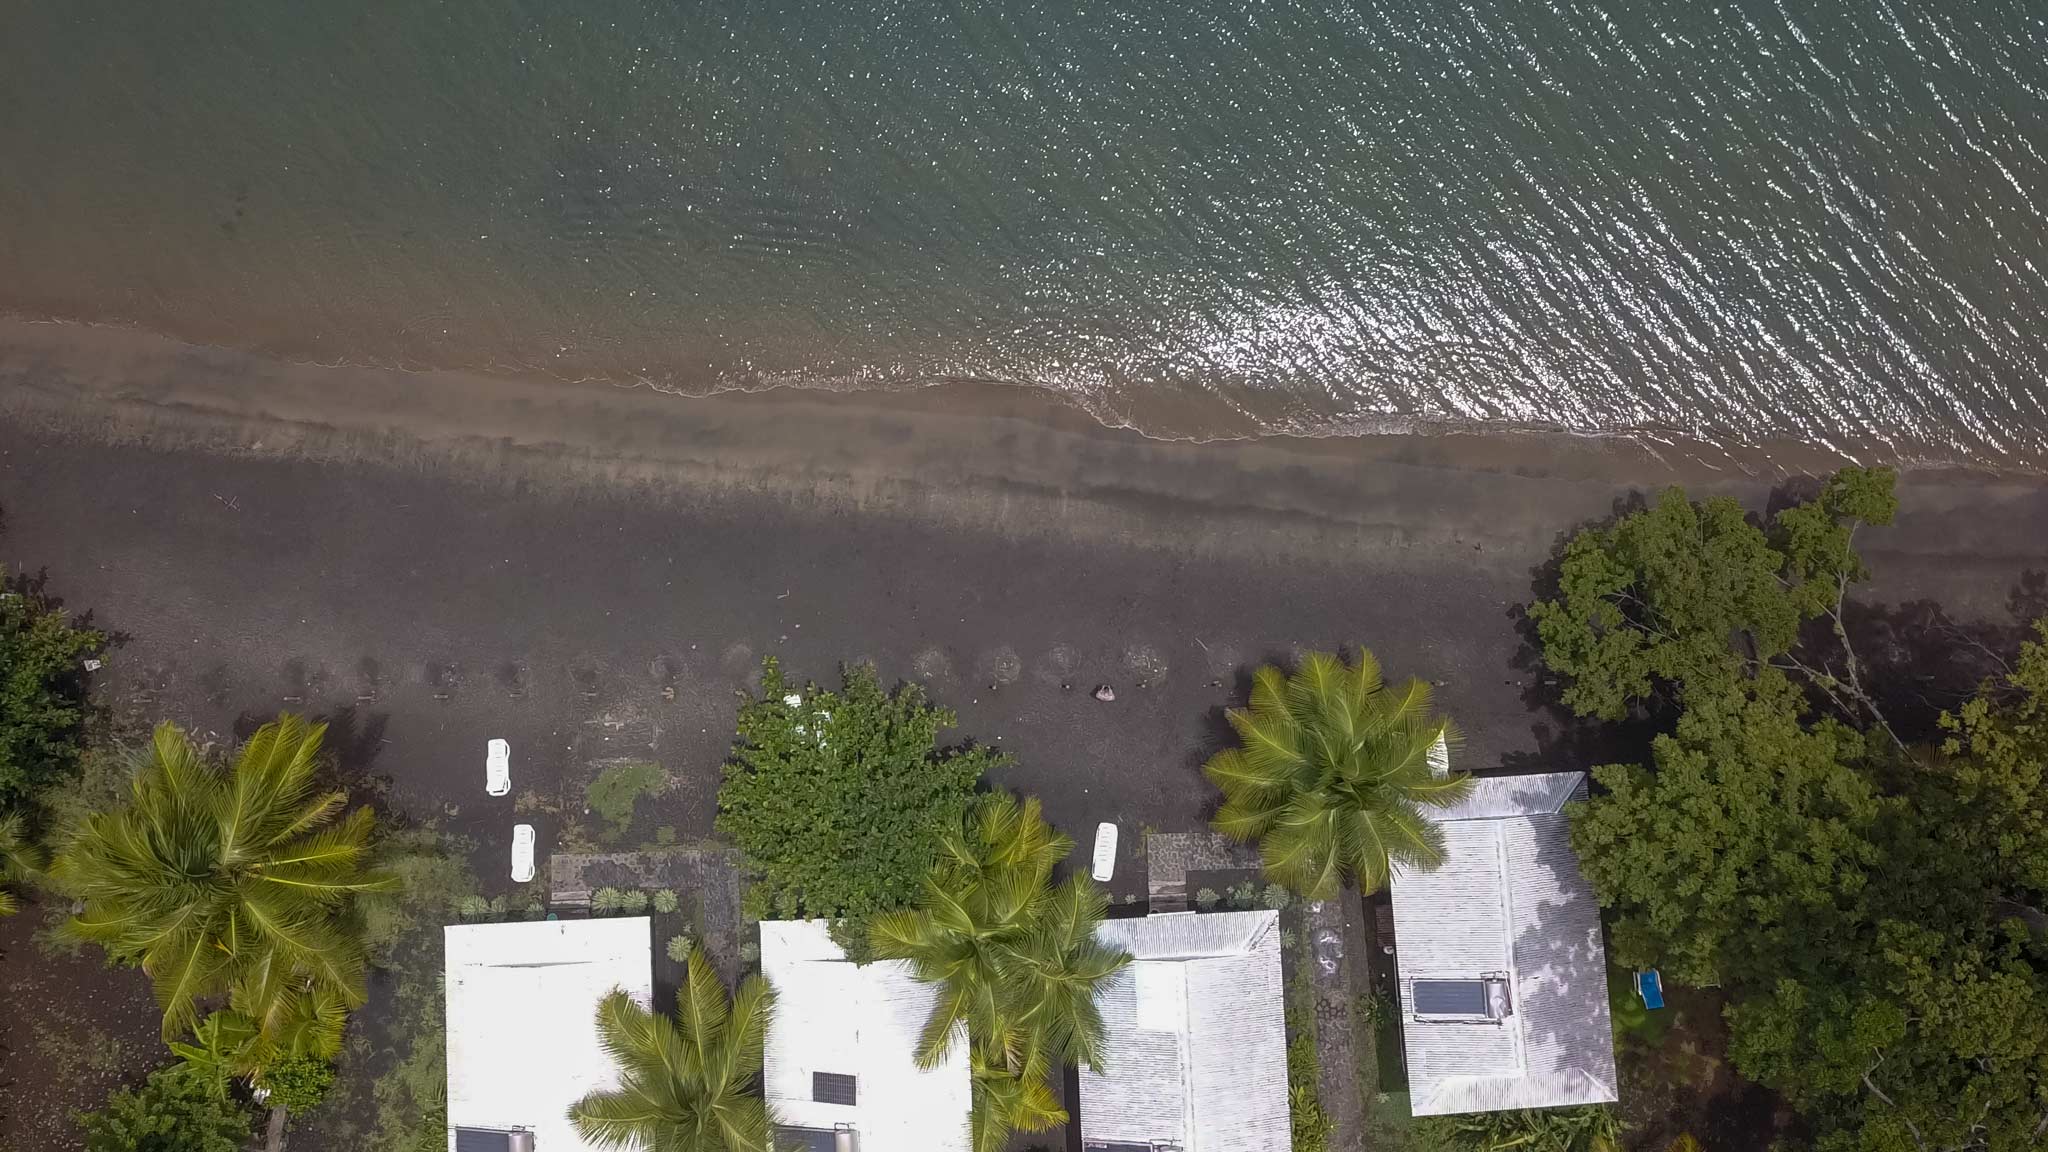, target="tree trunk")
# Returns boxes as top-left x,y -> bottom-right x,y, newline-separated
263,1104 -> 288,1152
